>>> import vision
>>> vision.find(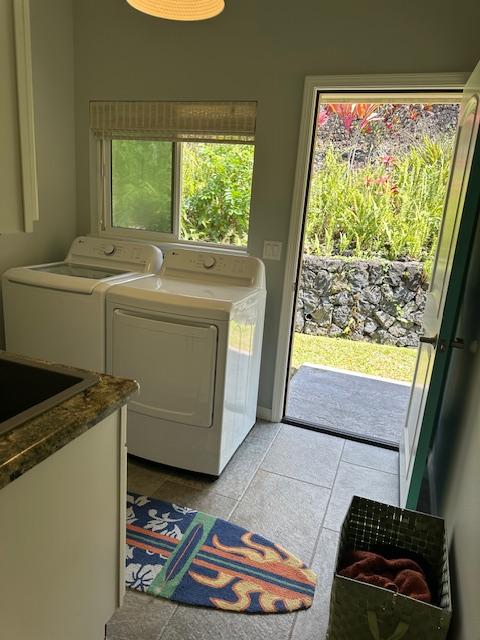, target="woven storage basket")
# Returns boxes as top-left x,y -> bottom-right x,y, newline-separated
327,496 -> 451,640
